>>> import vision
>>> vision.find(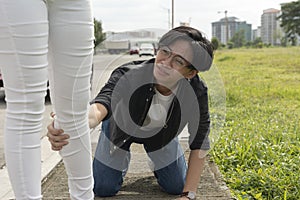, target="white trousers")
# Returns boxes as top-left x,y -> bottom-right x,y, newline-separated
0,0 -> 94,199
